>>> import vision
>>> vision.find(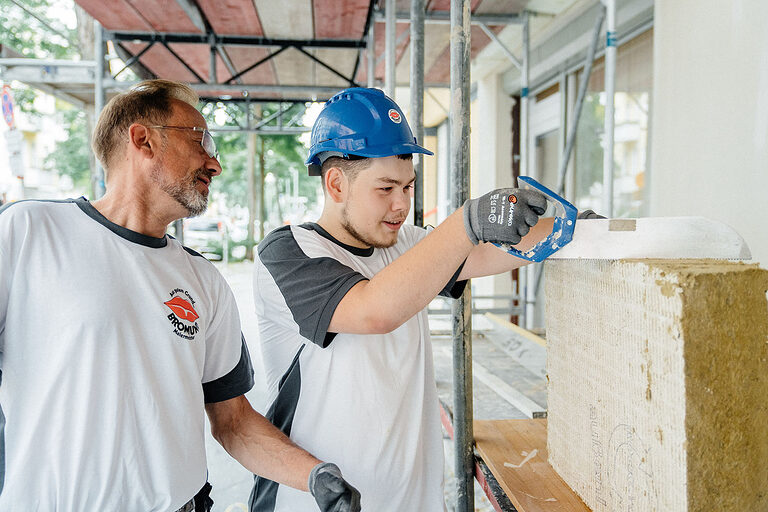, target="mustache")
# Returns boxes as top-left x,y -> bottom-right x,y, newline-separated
194,167 -> 214,181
